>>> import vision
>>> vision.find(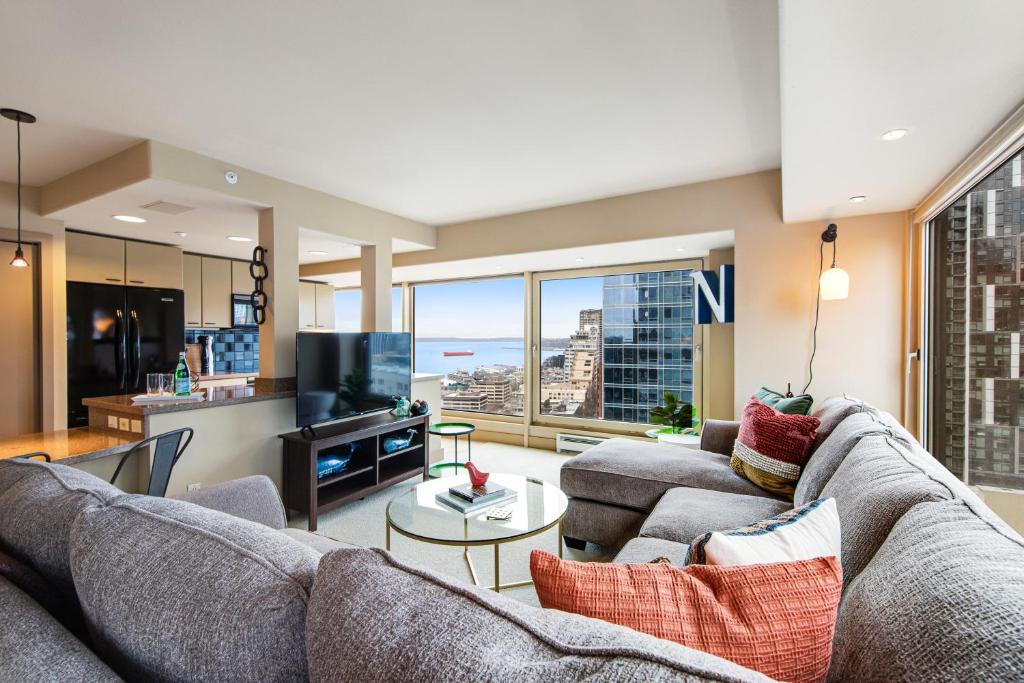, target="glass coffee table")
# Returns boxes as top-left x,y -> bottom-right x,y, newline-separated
385,473 -> 569,592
